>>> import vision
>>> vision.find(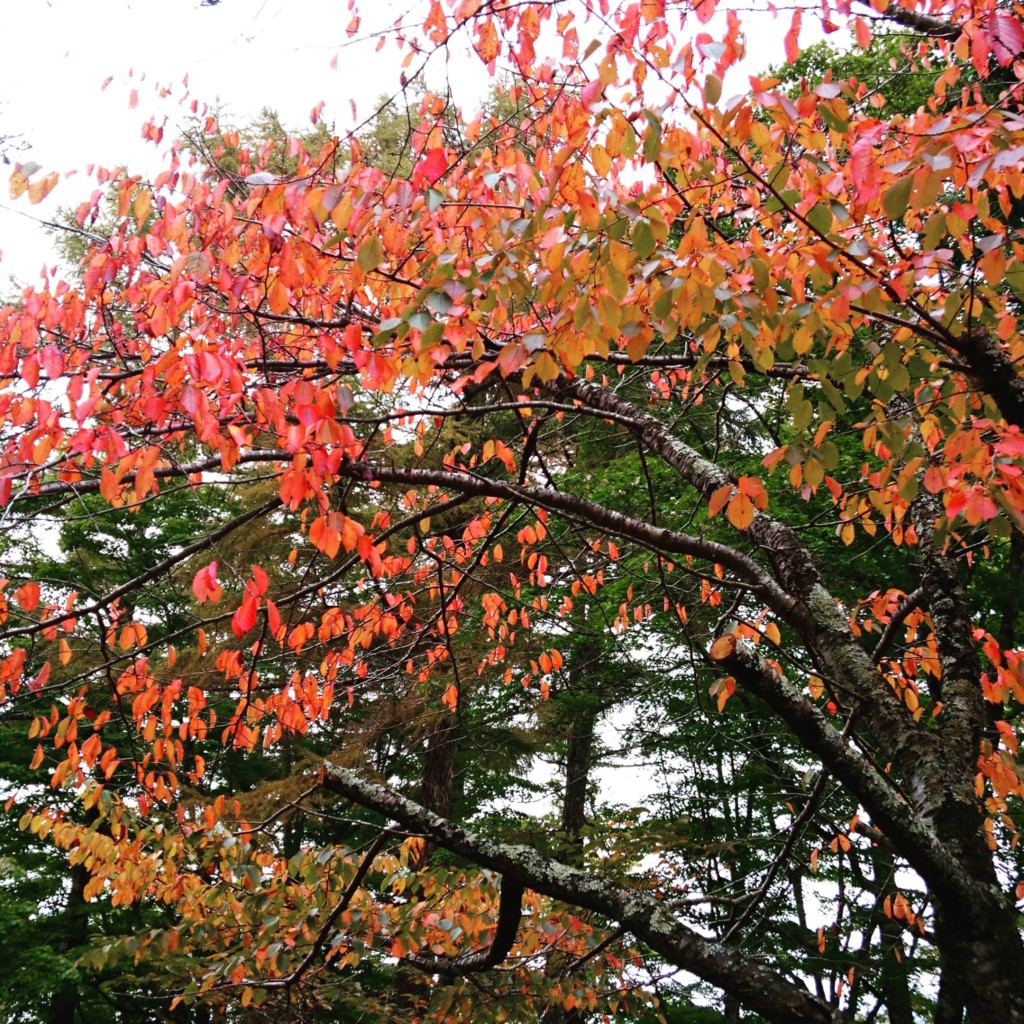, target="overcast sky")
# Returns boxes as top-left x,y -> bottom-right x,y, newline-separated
0,0 -> 495,286
0,0 -> 805,288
